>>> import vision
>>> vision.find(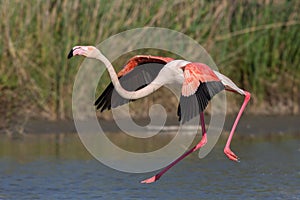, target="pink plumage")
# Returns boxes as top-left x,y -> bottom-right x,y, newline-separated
68,45 -> 251,184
